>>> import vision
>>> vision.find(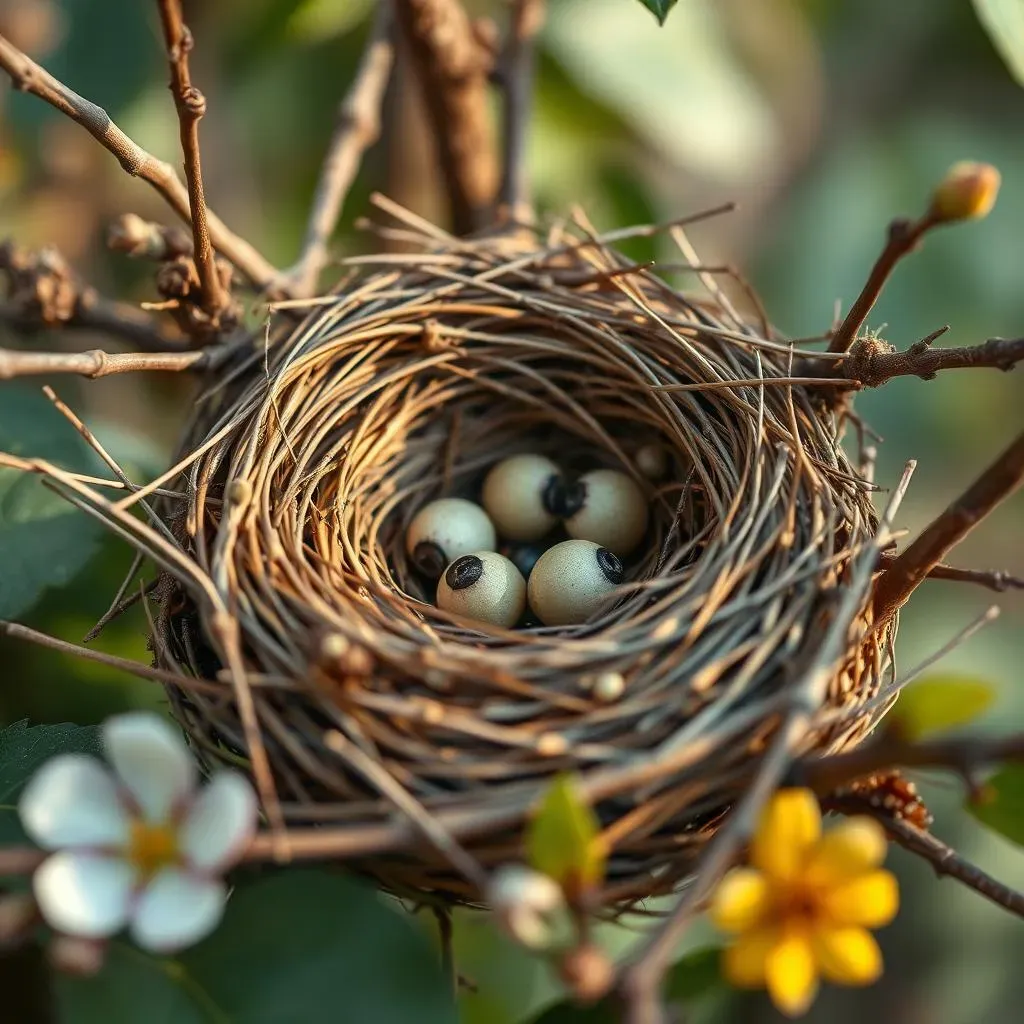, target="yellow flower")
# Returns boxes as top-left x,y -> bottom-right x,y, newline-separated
710,789 -> 899,1018
929,161 -> 1000,223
